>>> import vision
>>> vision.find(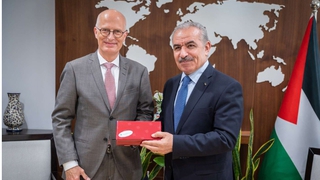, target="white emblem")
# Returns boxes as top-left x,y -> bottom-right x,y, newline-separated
118,130 -> 133,137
